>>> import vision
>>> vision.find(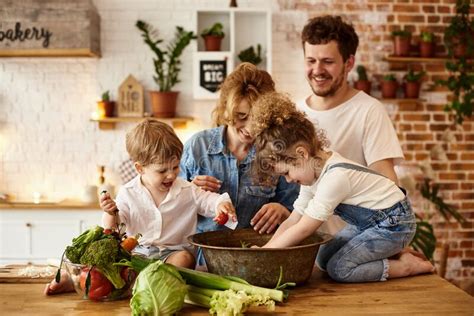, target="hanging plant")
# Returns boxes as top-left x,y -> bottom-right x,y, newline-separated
437,0 -> 474,125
